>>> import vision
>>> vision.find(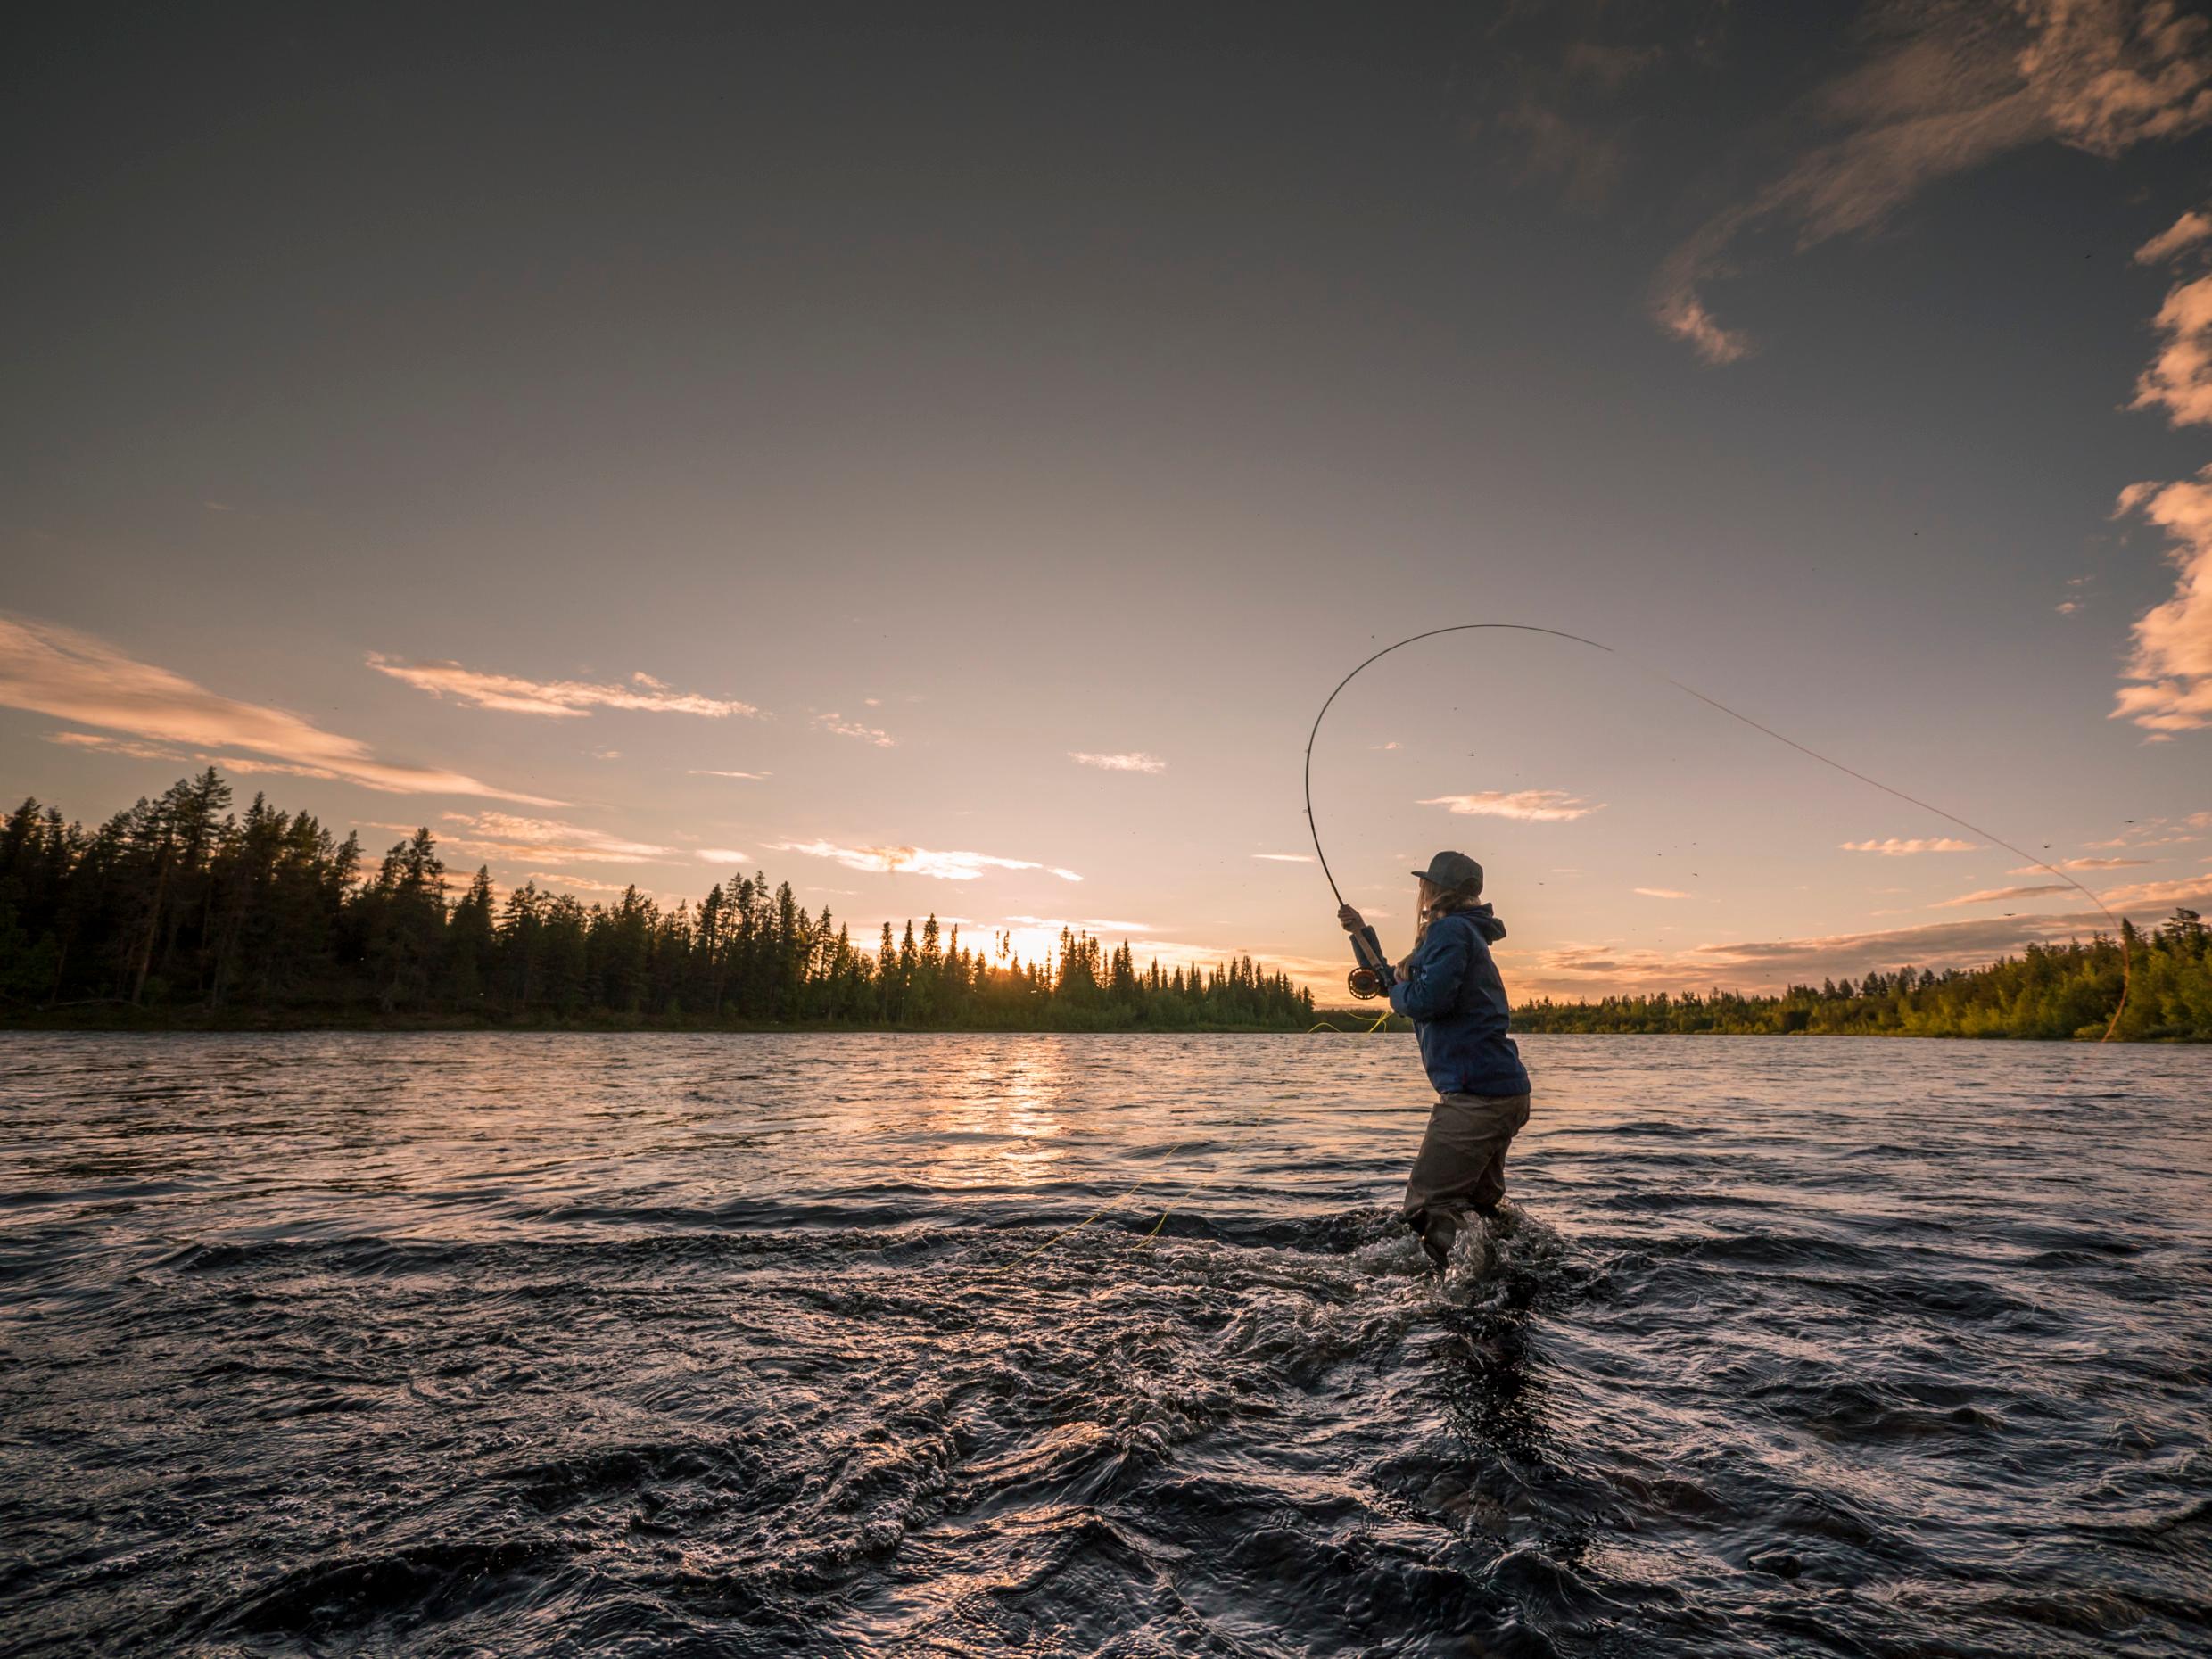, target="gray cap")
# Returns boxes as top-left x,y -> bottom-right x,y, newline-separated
1411,850 -> 1483,893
